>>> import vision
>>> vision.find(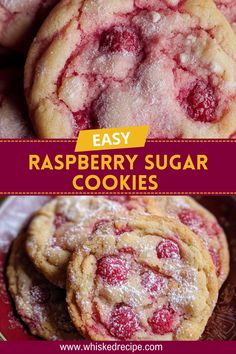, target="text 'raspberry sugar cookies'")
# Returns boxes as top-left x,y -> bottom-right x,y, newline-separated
26,196 -> 151,288
0,0 -> 58,51
25,0 -> 236,139
7,233 -> 81,340
149,197 -> 230,288
67,215 -> 218,341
